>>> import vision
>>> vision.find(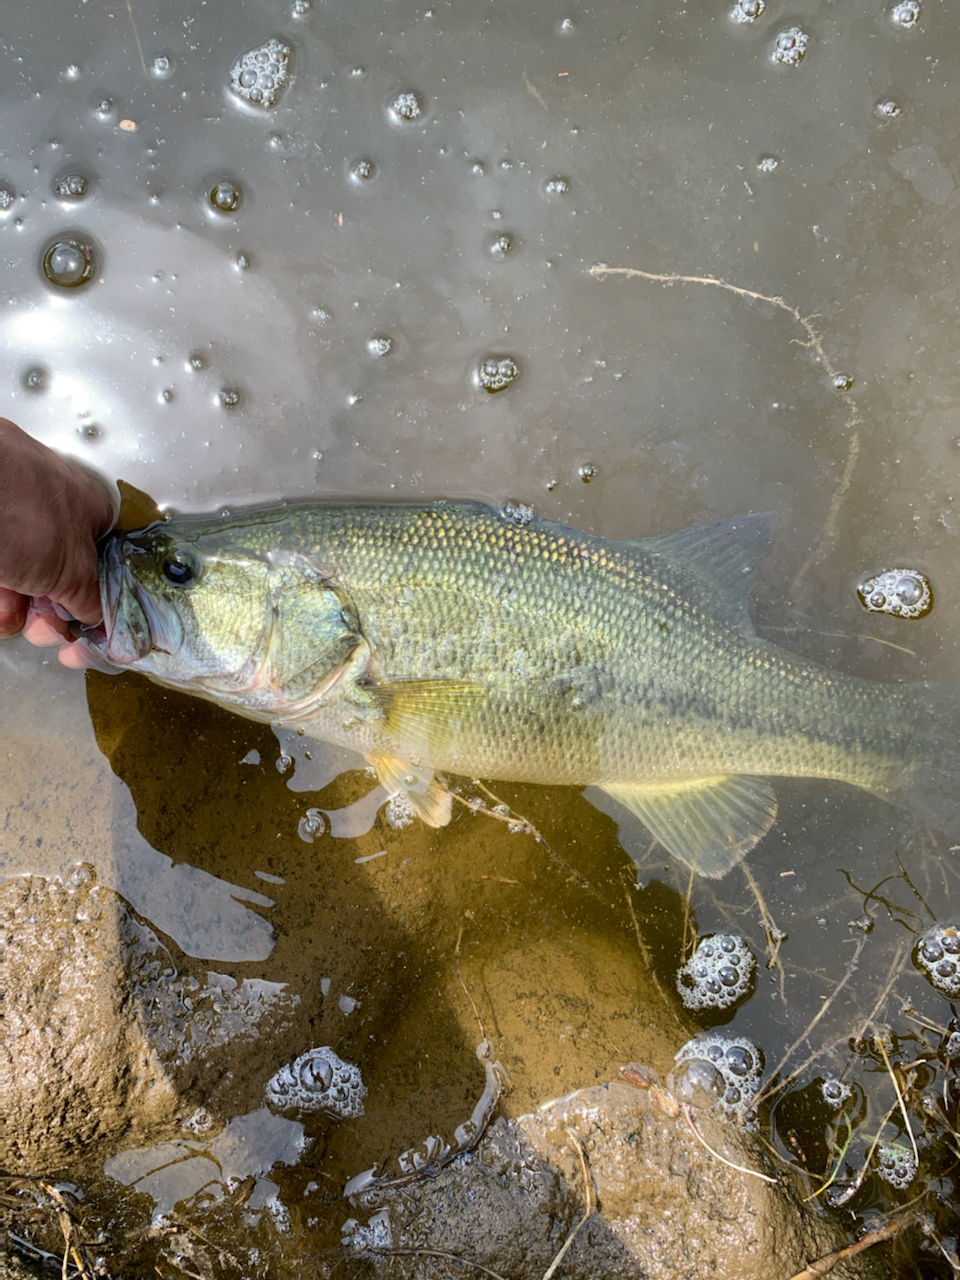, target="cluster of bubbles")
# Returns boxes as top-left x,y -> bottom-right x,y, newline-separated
544,176 -> 571,195
670,1033 -> 763,1118
41,235 -> 97,289
488,232 -> 514,257
477,356 -> 520,393
730,0 -> 764,23
875,98 -> 902,119
350,158 -> 376,183
265,1046 -> 366,1118
367,335 -> 393,358
298,807 -> 326,843
857,569 -> 932,620
229,38 -> 292,109
913,924 -> 960,998
55,172 -> 89,202
772,25 -> 809,65
387,90 -> 423,123
876,1141 -> 918,1190
676,934 -> 756,1011
0,184 -> 15,211
757,155 -> 779,173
